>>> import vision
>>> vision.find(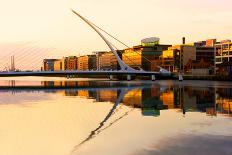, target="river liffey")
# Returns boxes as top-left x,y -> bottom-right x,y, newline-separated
0,77 -> 232,155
